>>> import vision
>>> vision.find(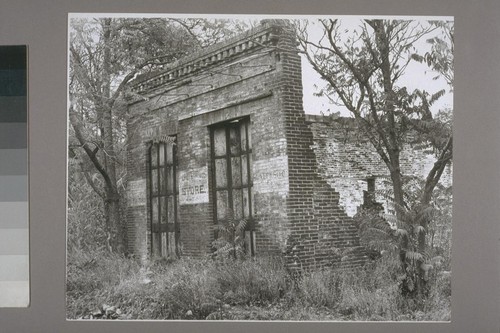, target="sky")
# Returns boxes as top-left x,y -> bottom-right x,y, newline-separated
301,53 -> 453,116
298,17 -> 454,116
